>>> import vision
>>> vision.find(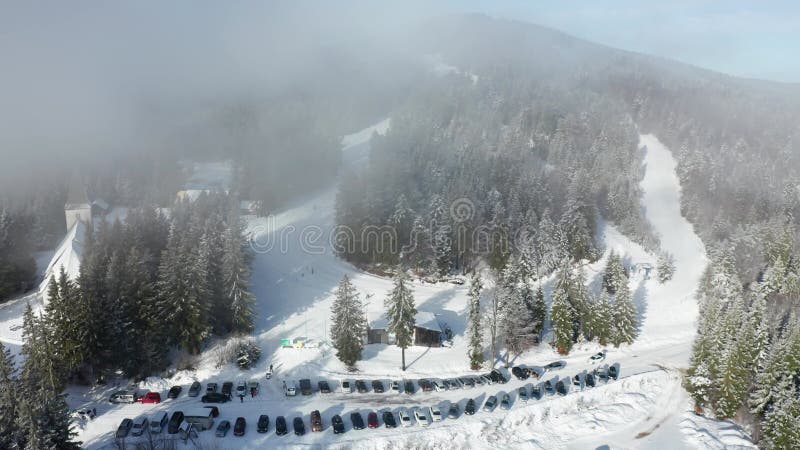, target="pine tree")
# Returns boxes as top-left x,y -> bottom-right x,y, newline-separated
222,219 -> 255,334
330,275 -> 367,369
761,377 -> 800,449
594,290 -> 613,346
551,265 -> 575,354
656,251 -> 676,283
466,275 -> 484,370
0,340 -> 20,449
611,276 -> 637,346
602,250 -> 627,294
384,270 -> 416,371
530,285 -> 547,341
